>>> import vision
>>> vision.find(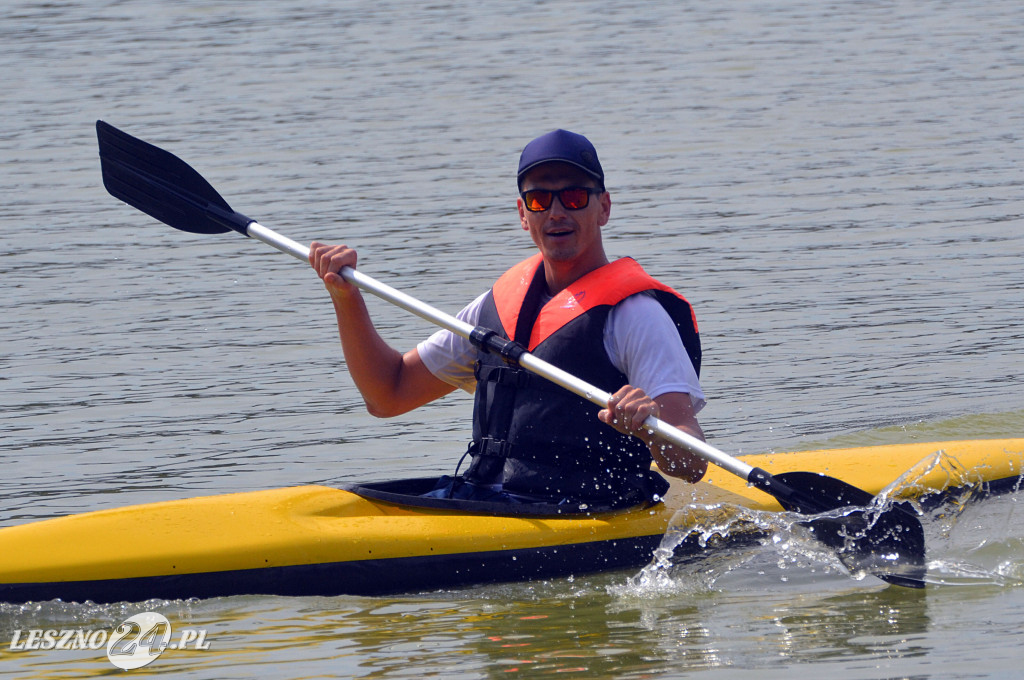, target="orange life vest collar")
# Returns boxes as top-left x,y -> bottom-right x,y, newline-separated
491,254 -> 697,351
